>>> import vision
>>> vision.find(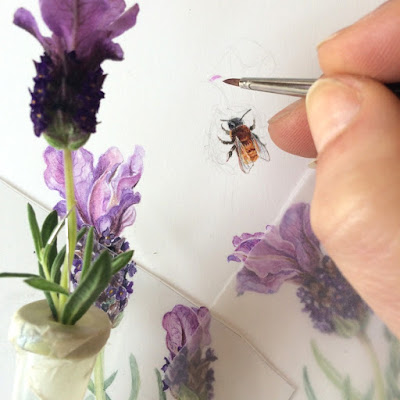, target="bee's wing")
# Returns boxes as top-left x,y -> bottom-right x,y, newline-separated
235,138 -> 254,174
253,134 -> 271,162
